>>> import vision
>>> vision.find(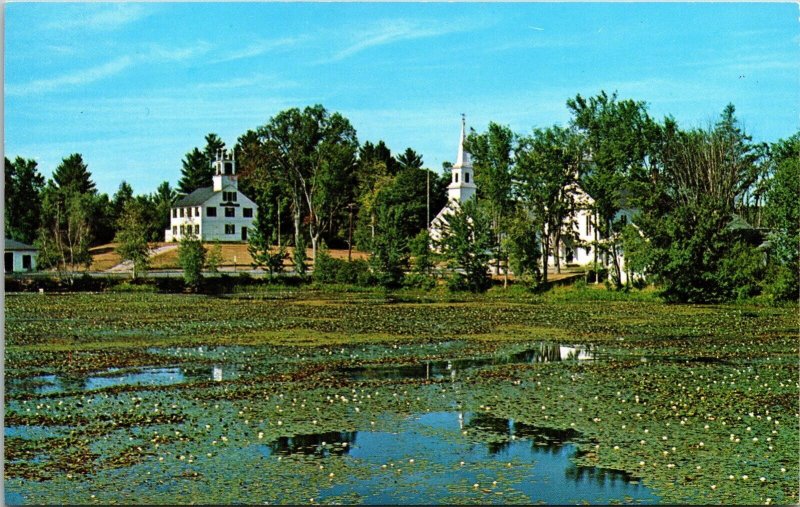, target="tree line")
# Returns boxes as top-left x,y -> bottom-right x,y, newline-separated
5,91 -> 797,302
